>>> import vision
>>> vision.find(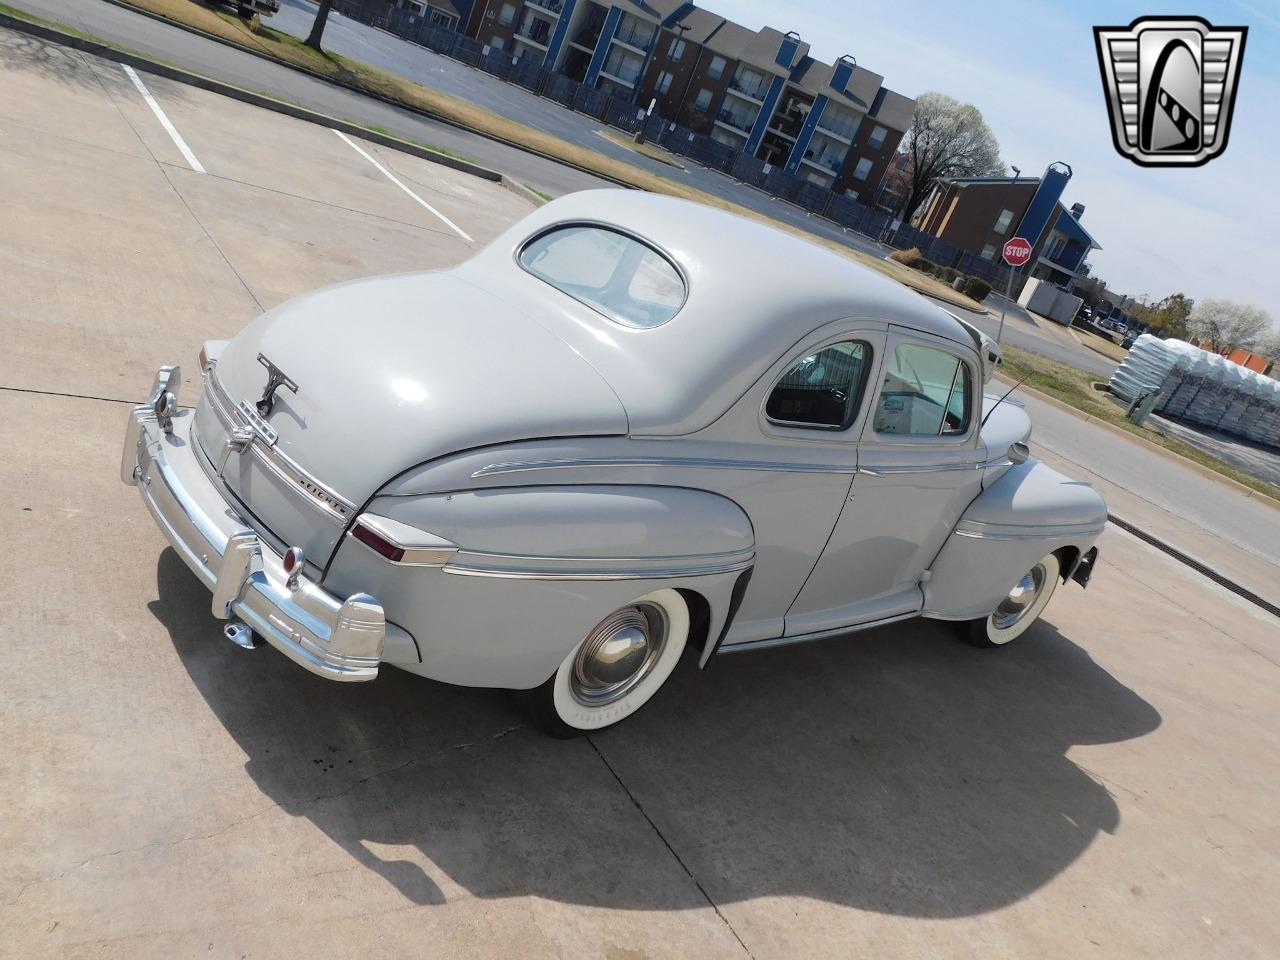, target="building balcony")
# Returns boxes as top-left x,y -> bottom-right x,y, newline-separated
813,124 -> 854,146
514,30 -> 551,50
765,125 -> 797,142
725,81 -> 766,104
524,0 -> 563,18
801,154 -> 843,175
715,110 -> 755,134
611,26 -> 655,53
598,68 -> 638,88
1036,253 -> 1086,277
